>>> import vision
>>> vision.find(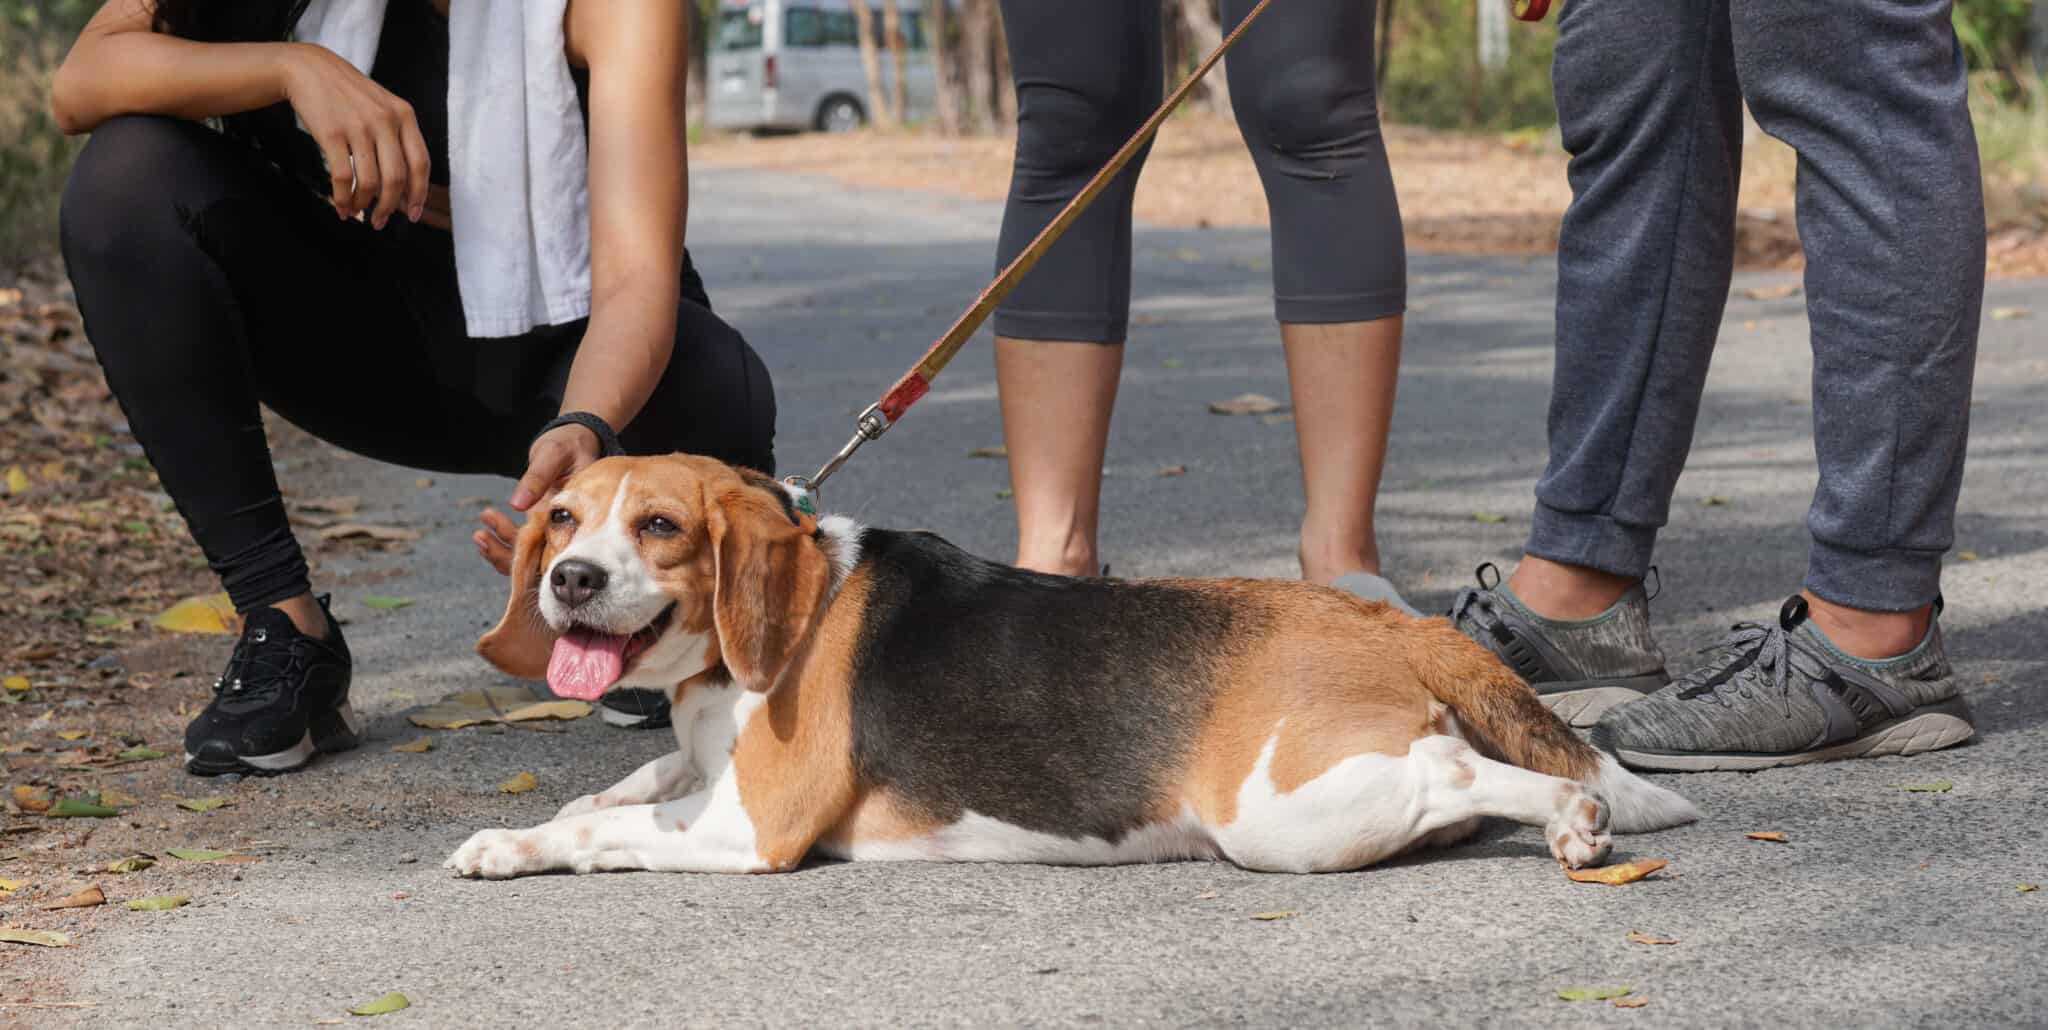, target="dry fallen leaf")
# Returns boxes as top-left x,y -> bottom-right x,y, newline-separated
499,771 -> 539,794
152,592 -> 239,635
407,687 -> 592,730
967,445 -> 1007,458
125,895 -> 190,911
317,523 -> 421,544
0,928 -> 73,947
13,785 -> 52,812
1957,551 -> 1980,561
176,798 -> 228,812
1565,859 -> 1668,885
56,730 -> 88,741
165,848 -> 231,862
1249,910 -> 1296,921
1194,890 -> 1219,900
106,856 -> 154,873
97,788 -> 140,808
349,992 -> 411,1016
0,877 -> 23,891
114,747 -> 166,764
1990,306 -> 2033,321
1745,831 -> 1790,843
1556,985 -> 1634,1002
44,885 -> 105,910
3,466 -> 28,496
1701,496 -> 1730,506
1613,997 -> 1650,1009
1158,465 -> 1187,478
1898,781 -> 1953,793
1741,283 -> 1801,301
2,675 -> 29,692
391,736 -> 434,754
2018,883 -> 2038,893
48,797 -> 117,818
291,495 -> 361,515
1626,931 -> 1679,946
1473,512 -> 1507,524
1208,393 -> 1286,417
